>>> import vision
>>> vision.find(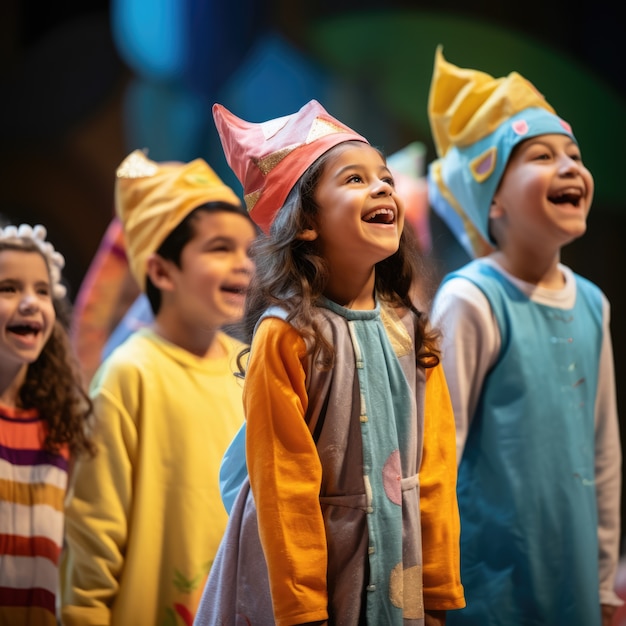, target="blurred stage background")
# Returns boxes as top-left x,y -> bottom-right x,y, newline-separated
2,0 -> 626,604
